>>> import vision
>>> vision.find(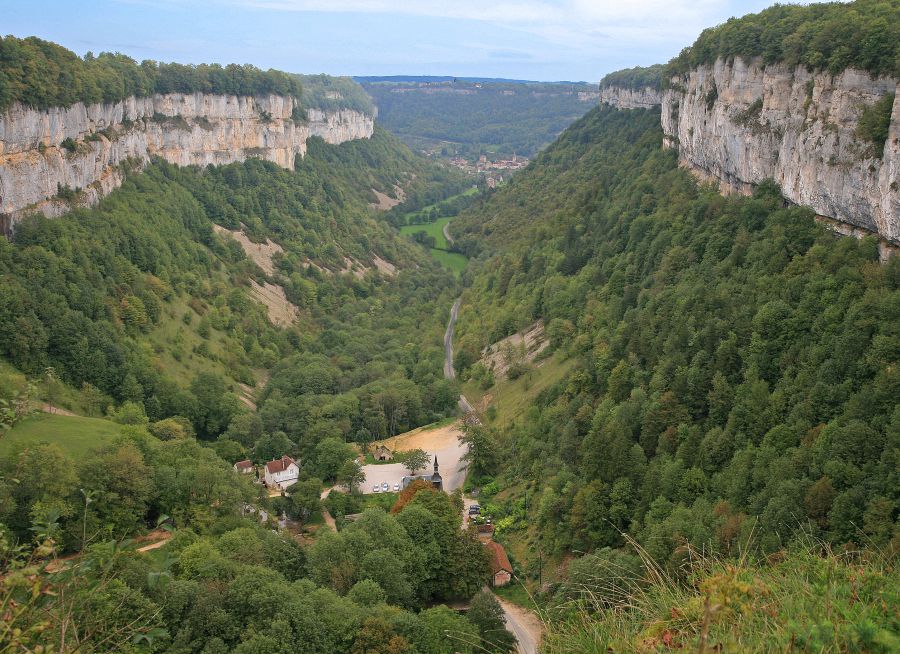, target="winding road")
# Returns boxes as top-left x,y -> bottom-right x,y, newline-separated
444,297 -> 540,652
444,297 -> 476,414
442,222 -> 454,246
